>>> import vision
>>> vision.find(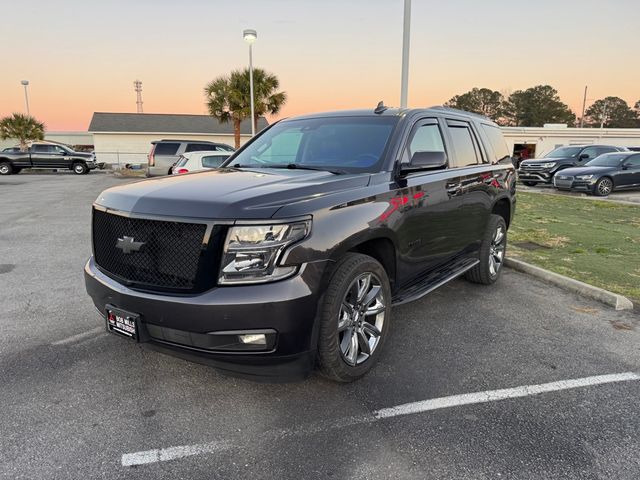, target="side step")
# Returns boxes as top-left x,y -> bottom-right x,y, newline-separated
392,258 -> 479,306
